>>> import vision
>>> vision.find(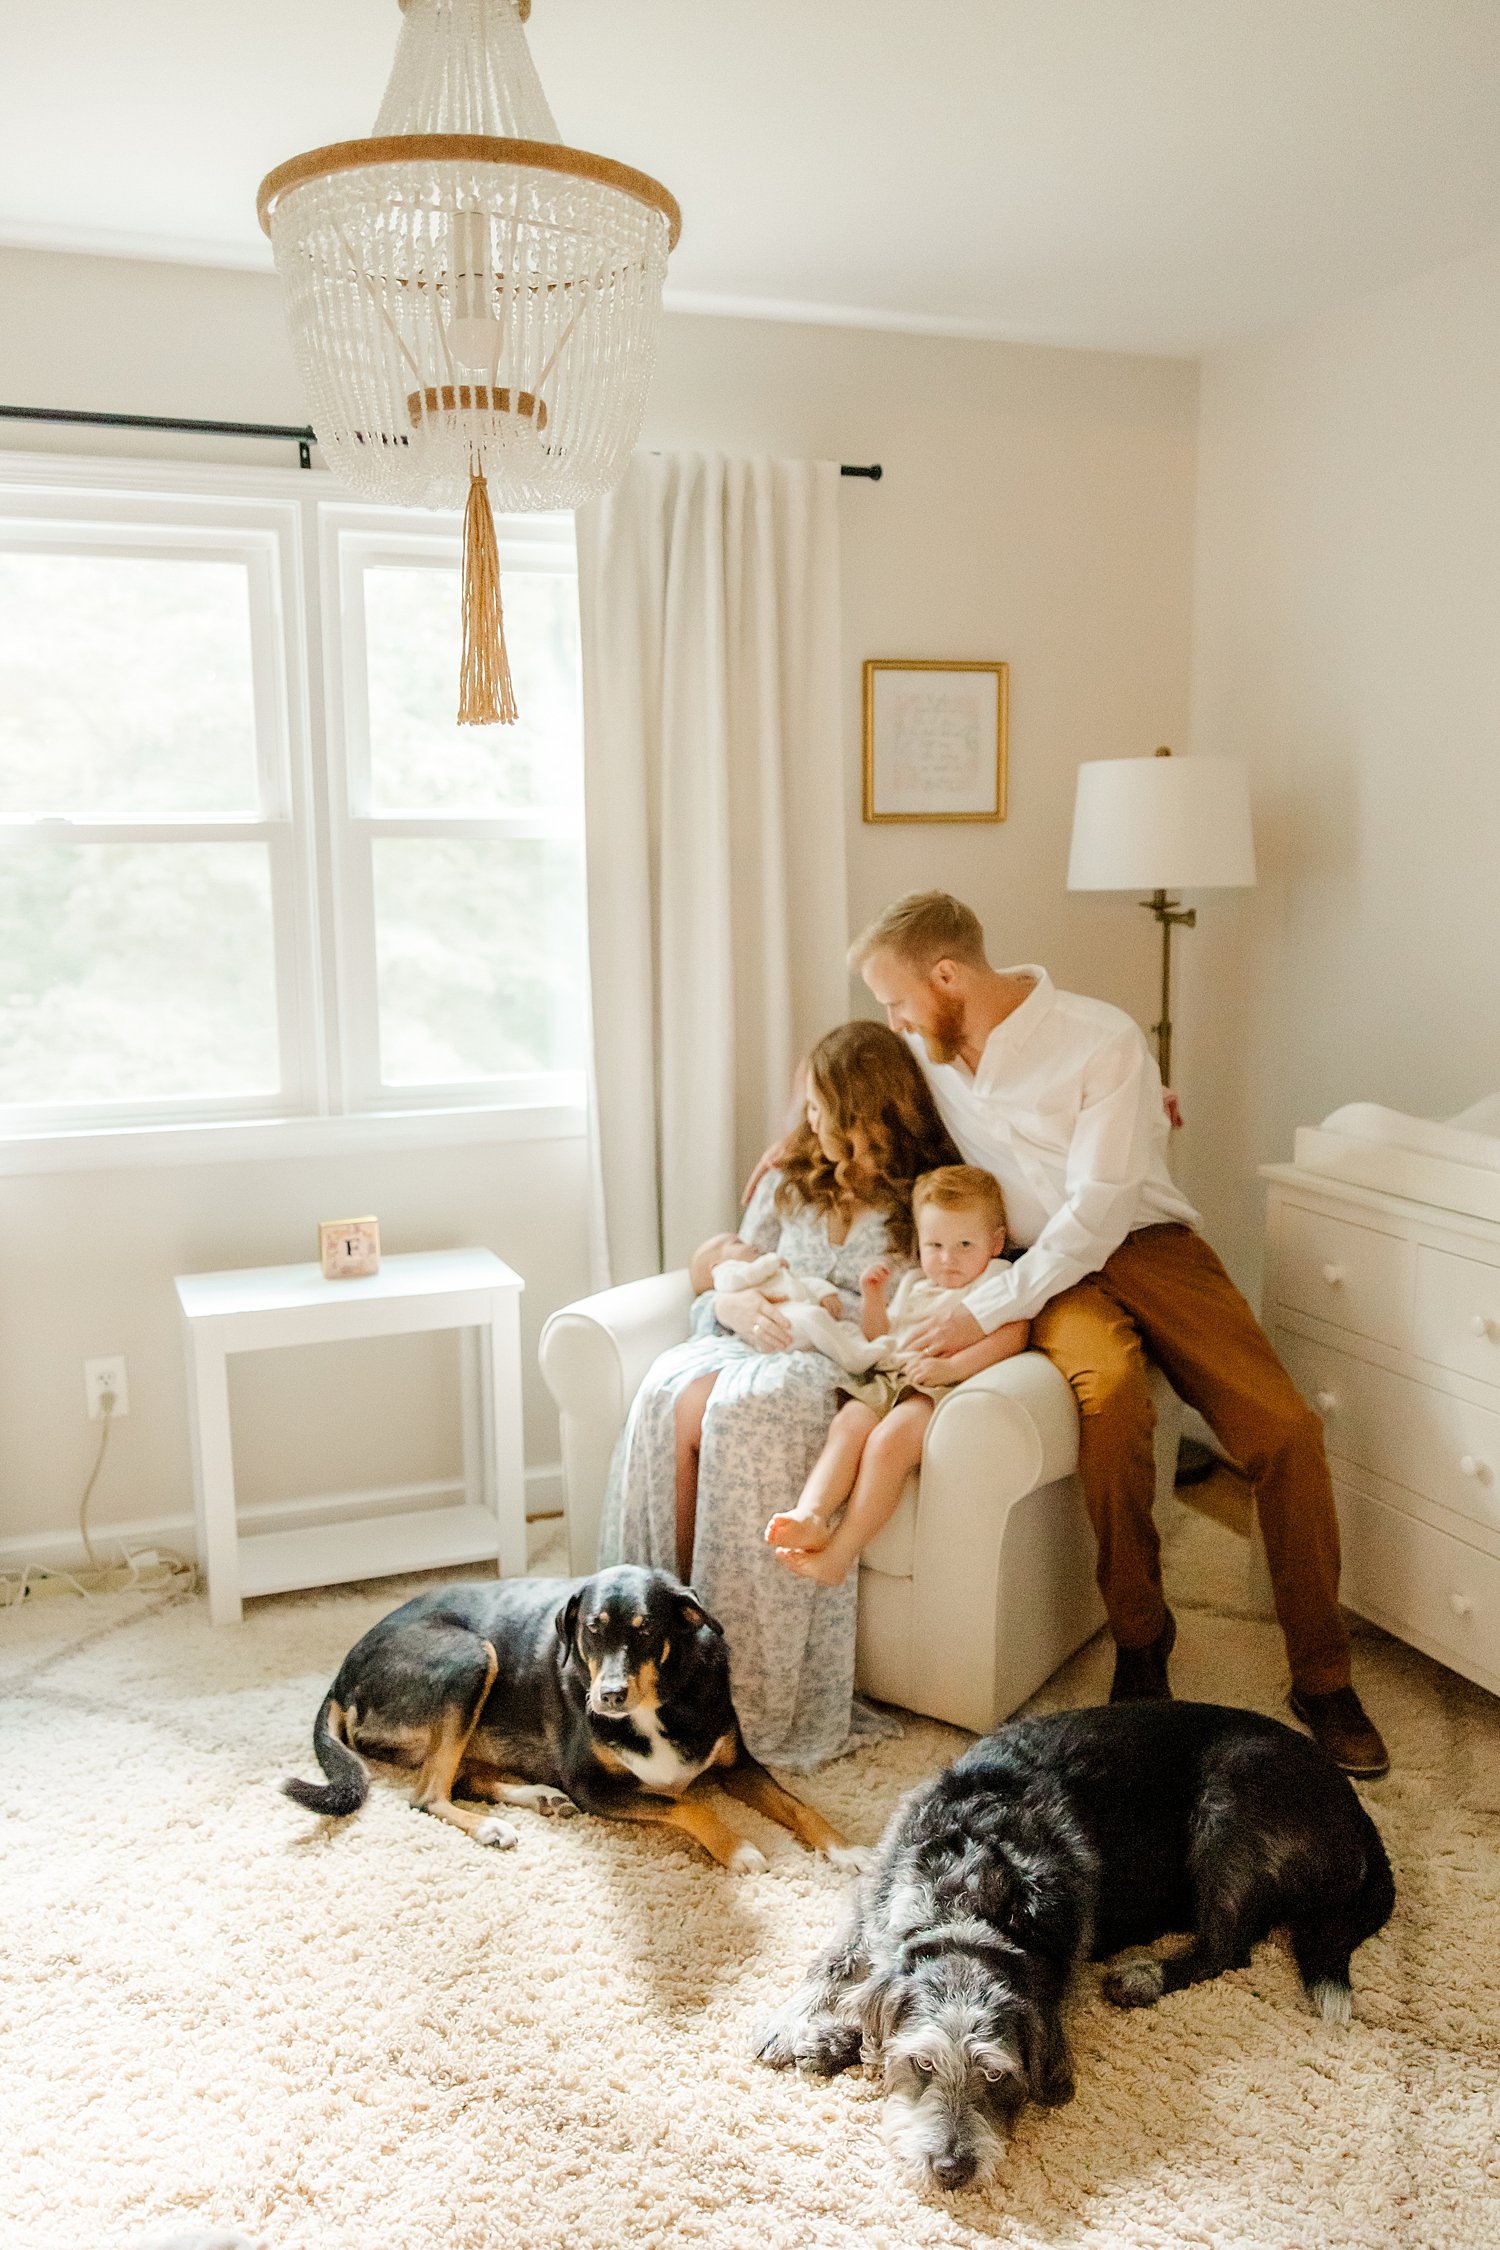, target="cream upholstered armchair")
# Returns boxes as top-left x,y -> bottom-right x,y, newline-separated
539,1270 -> 1184,1737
